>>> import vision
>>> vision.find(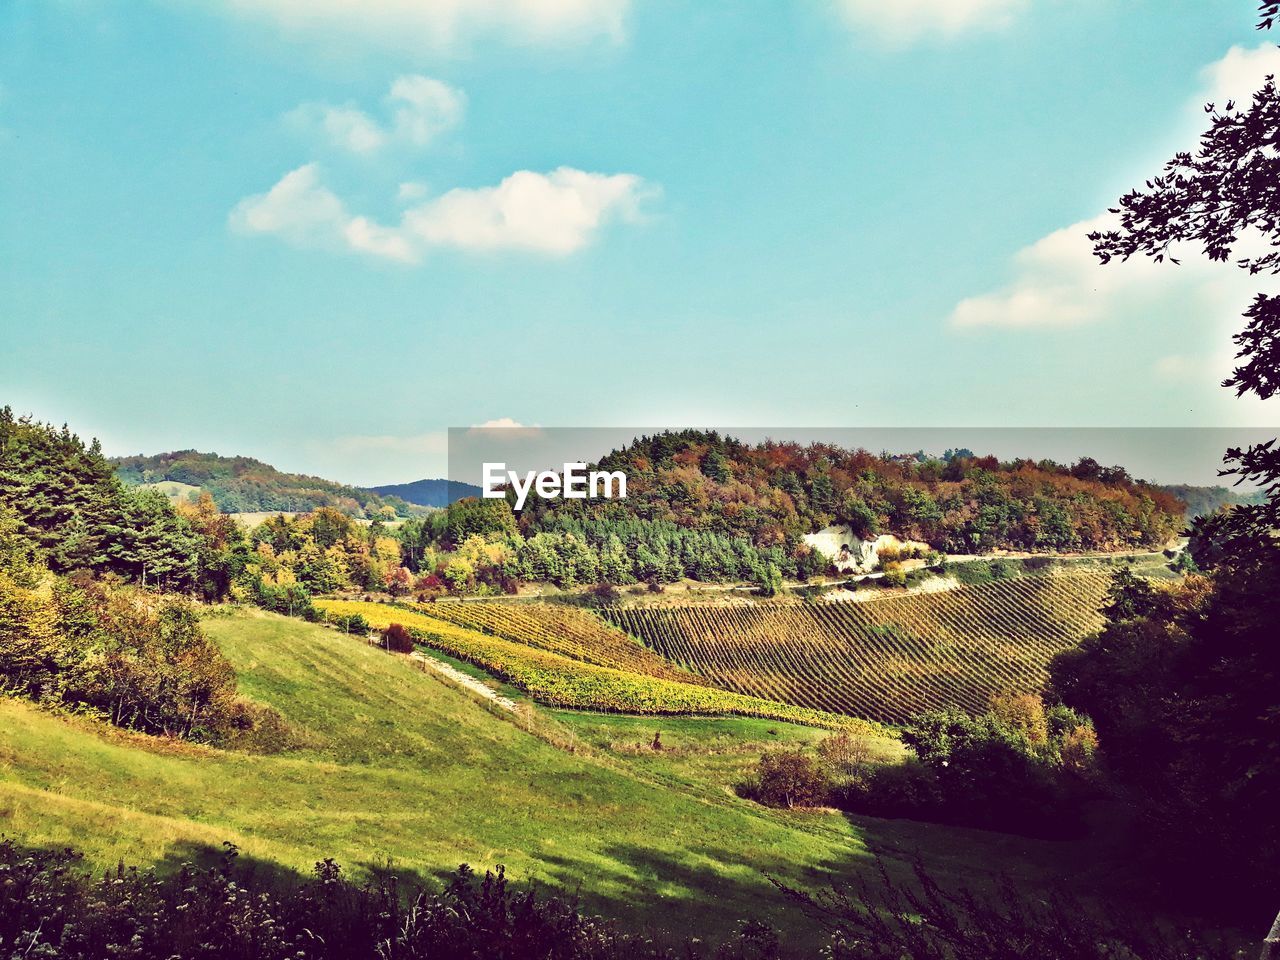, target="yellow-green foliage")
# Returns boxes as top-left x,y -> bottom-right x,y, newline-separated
415,601 -> 707,684
313,600 -> 878,733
